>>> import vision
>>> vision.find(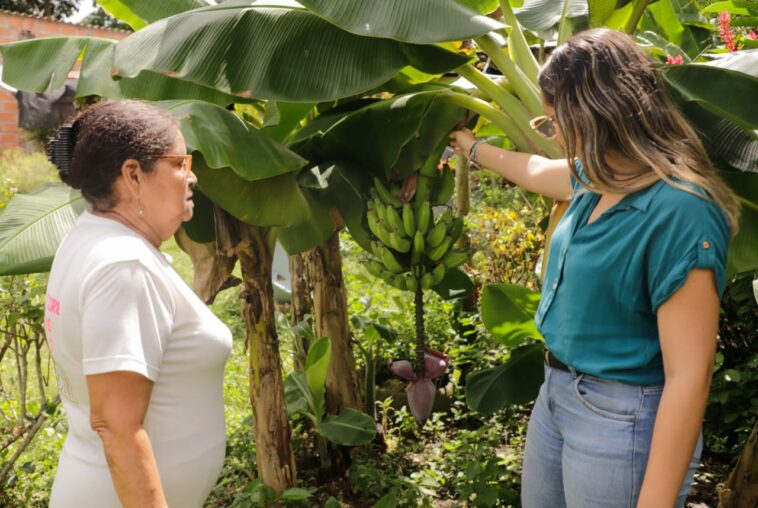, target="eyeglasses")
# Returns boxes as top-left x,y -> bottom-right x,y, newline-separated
529,115 -> 557,140
152,154 -> 193,175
